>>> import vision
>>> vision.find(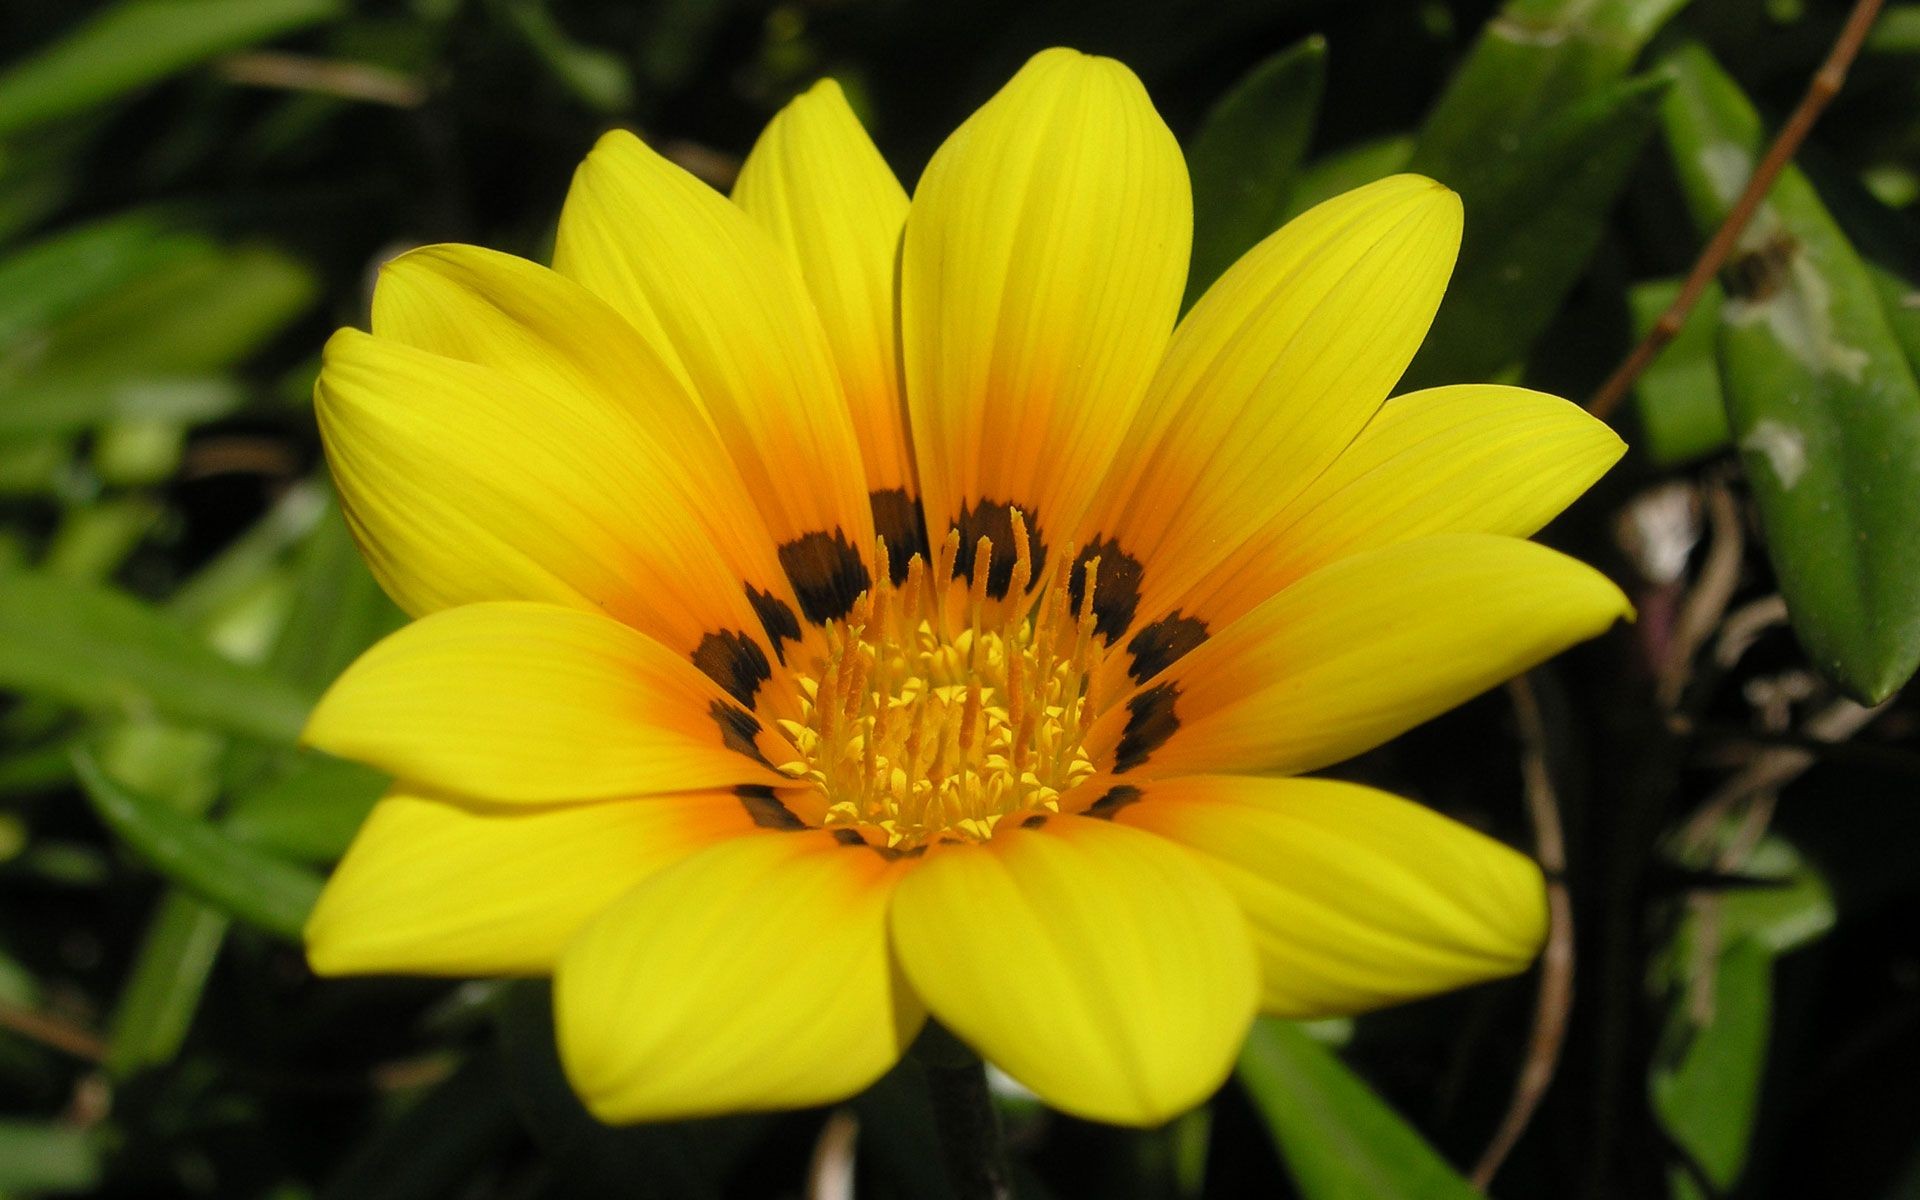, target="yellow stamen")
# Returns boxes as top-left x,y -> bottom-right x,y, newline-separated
777,508 -> 1102,849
